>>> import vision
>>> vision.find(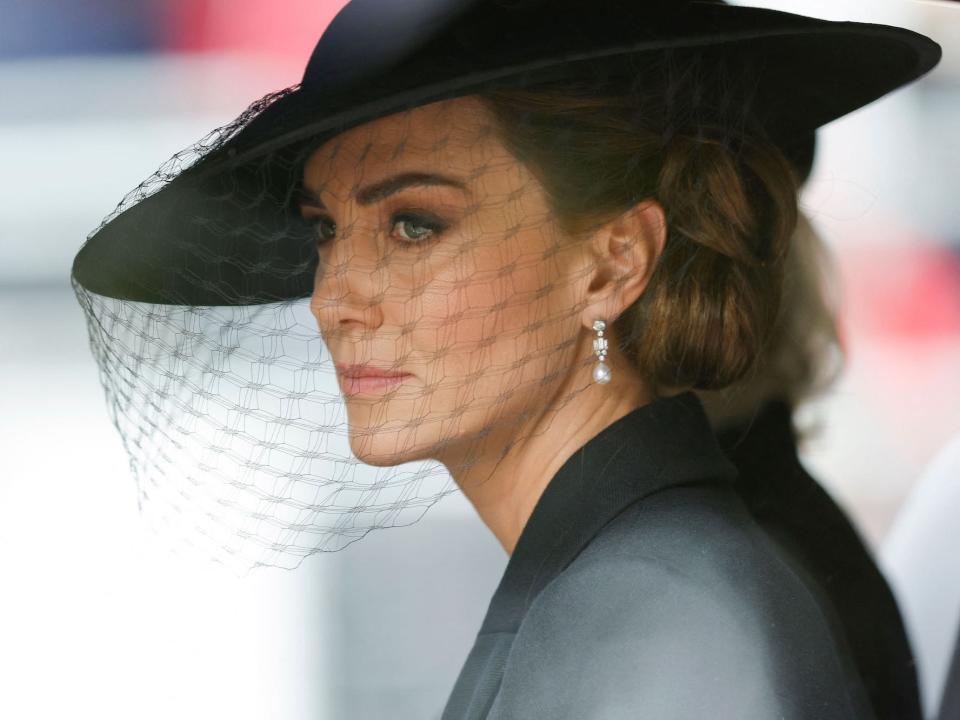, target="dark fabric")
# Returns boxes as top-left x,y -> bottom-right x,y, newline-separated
441,391 -> 876,719
717,399 -> 923,720
940,620 -> 960,720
